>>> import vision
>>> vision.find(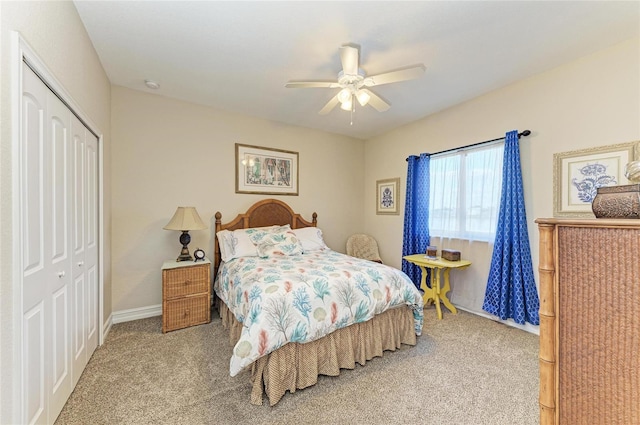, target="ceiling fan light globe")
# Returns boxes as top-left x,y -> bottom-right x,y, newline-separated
337,88 -> 351,104
356,90 -> 371,106
340,98 -> 352,111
